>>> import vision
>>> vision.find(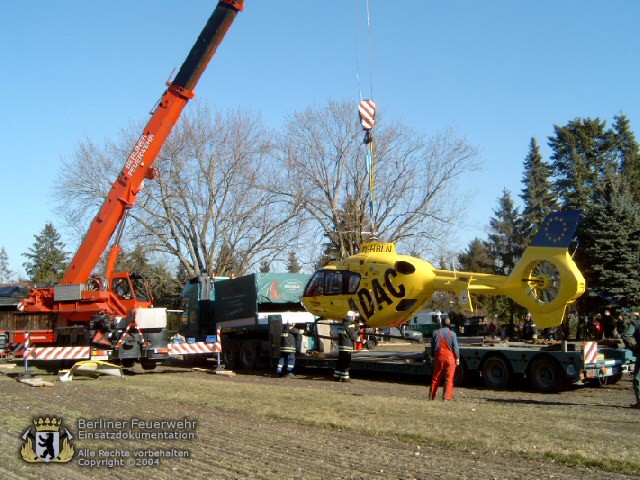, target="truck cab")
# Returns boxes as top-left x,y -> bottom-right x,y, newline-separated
406,310 -> 446,337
